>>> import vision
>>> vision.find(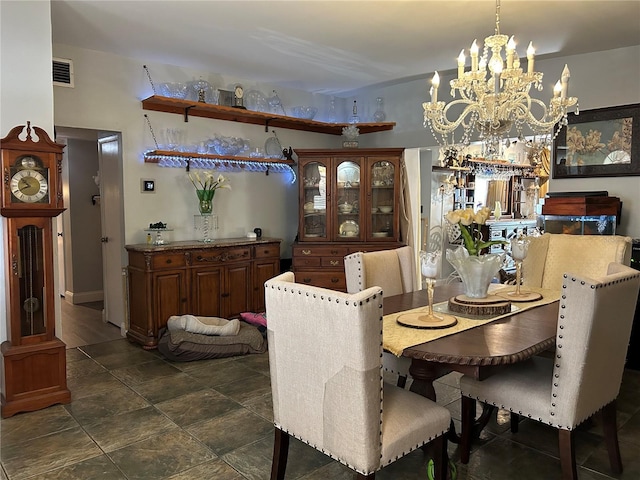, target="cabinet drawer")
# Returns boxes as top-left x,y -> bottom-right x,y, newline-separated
292,256 -> 321,267
322,257 -> 344,268
295,271 -> 346,290
255,244 -> 280,259
293,246 -> 348,257
192,247 -> 251,264
151,253 -> 187,269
